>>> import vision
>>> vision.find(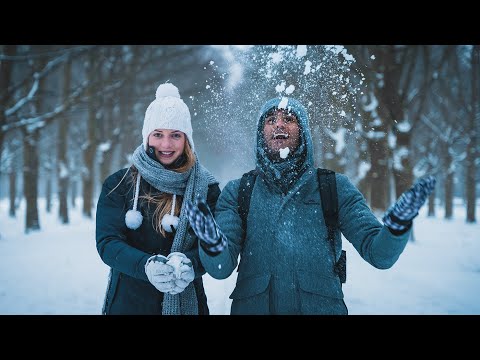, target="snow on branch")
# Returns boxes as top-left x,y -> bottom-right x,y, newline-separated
420,114 -> 450,143
362,91 -> 378,112
5,54 -> 68,117
0,45 -> 93,61
4,46 -> 93,118
2,81 -> 87,133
